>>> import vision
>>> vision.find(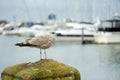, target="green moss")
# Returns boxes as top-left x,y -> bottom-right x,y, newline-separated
1,59 -> 80,80
13,78 -> 21,80
2,63 -> 28,75
1,75 -> 13,80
